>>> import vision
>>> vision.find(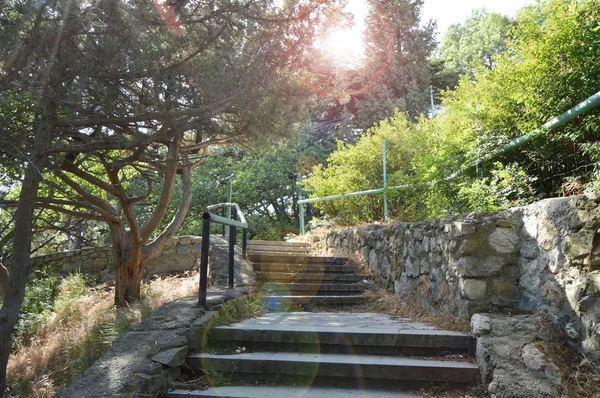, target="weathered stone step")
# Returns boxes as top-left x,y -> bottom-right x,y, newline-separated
167,386 -> 420,398
261,295 -> 366,309
252,263 -> 359,274
246,248 -> 310,256
207,316 -> 471,356
247,240 -> 309,247
255,271 -> 366,283
248,254 -> 348,265
187,351 -> 478,385
258,282 -> 367,295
